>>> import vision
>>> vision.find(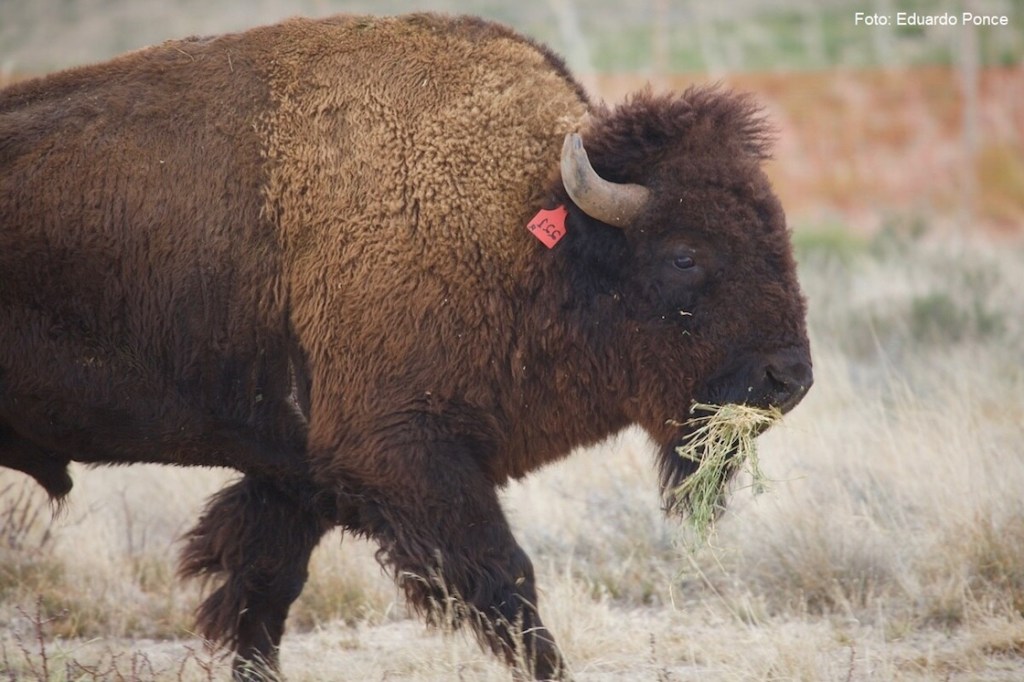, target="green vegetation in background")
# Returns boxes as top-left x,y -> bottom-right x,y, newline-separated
1,0 -> 1021,74
586,1 -> 1023,73
795,216 -> 1020,369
